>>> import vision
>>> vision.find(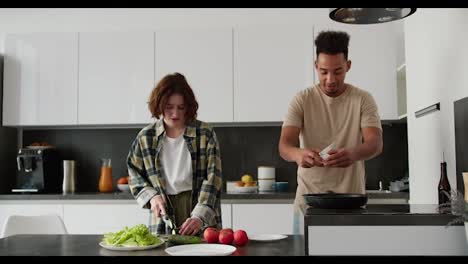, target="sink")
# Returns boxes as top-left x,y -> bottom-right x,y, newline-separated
366,190 -> 392,194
